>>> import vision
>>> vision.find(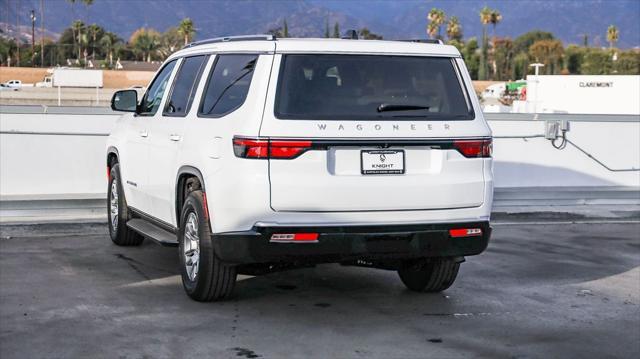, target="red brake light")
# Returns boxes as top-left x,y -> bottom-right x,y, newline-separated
449,228 -> 483,238
233,137 -> 312,159
453,139 -> 492,158
270,233 -> 319,243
